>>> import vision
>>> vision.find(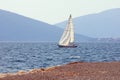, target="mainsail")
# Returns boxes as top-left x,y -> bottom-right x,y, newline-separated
58,15 -> 75,46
